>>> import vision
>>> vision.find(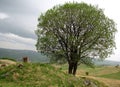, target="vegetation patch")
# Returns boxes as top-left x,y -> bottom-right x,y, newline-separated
0,63 -> 107,87
0,59 -> 16,66
100,71 -> 120,80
